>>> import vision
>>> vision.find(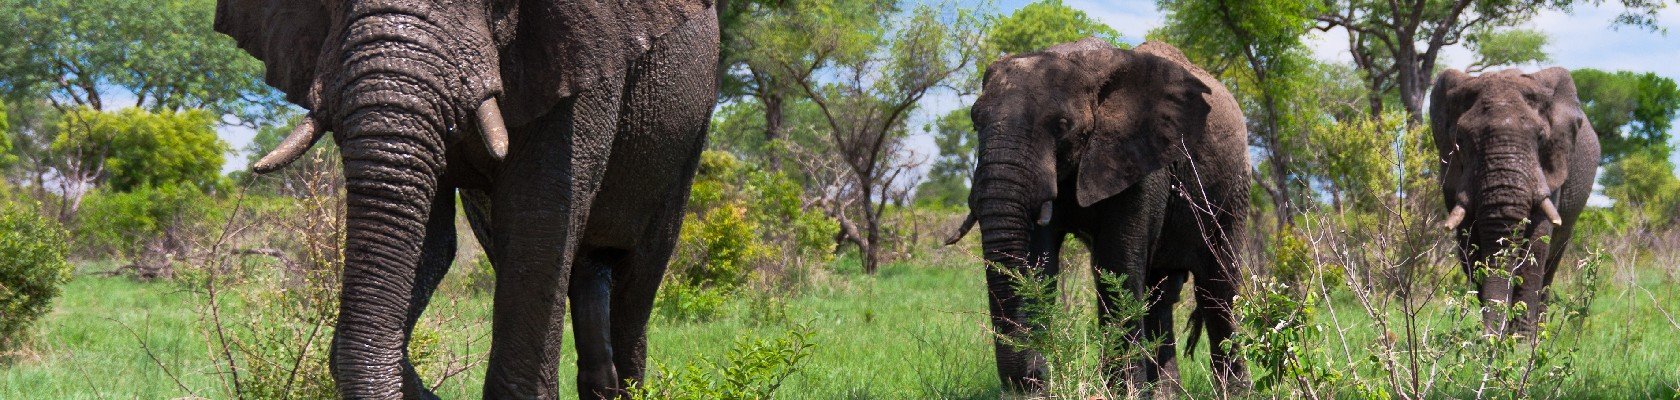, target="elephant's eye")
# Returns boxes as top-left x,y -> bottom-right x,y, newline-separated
1056,117 -> 1072,132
